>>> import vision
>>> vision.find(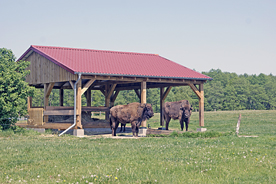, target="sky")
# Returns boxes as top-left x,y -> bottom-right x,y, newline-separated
1,0 -> 275,75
